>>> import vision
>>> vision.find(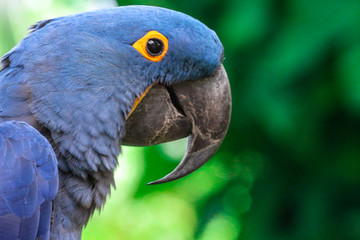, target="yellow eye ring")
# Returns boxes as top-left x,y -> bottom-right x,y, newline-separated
132,31 -> 168,62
